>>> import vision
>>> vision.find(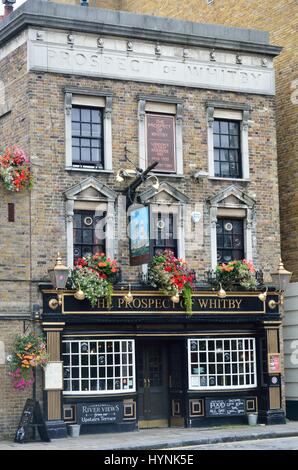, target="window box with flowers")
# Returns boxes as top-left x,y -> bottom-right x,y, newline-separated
8,332 -> 48,391
210,259 -> 258,291
0,146 -> 33,192
70,253 -> 119,308
148,250 -> 195,314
